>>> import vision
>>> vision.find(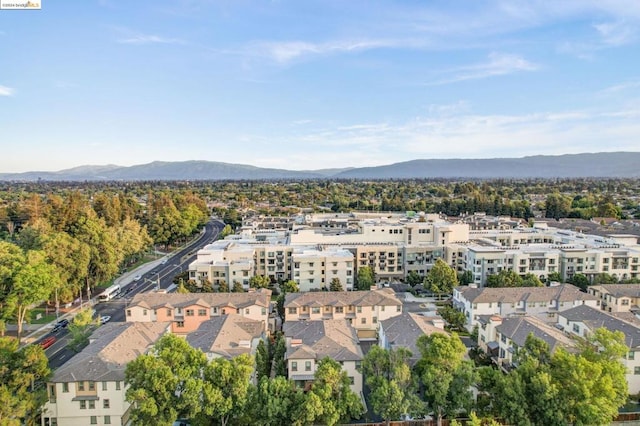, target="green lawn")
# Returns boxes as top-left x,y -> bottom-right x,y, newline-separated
29,308 -> 57,324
